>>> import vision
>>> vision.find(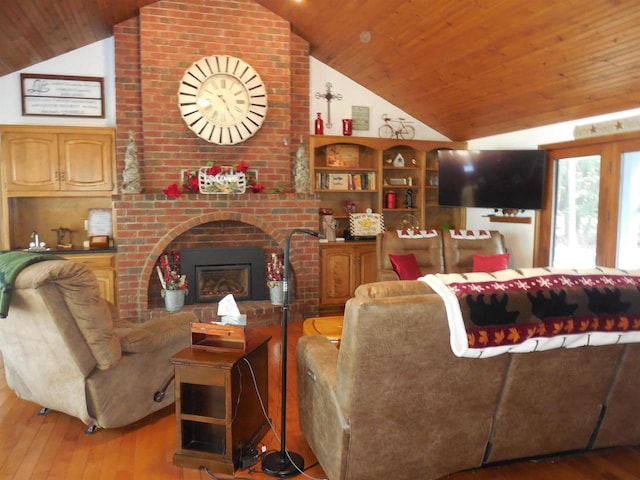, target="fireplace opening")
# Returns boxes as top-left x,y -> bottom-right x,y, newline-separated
196,265 -> 250,302
181,246 -> 267,304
